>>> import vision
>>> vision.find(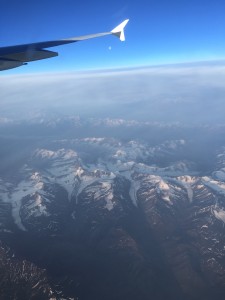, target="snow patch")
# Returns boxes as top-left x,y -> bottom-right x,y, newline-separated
177,176 -> 196,202
213,170 -> 225,181
156,179 -> 172,204
3,176 -> 48,231
26,194 -> 49,217
214,209 -> 225,224
201,225 -> 208,229
34,148 -> 78,160
96,181 -> 114,211
129,180 -> 141,206
202,177 -> 225,196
